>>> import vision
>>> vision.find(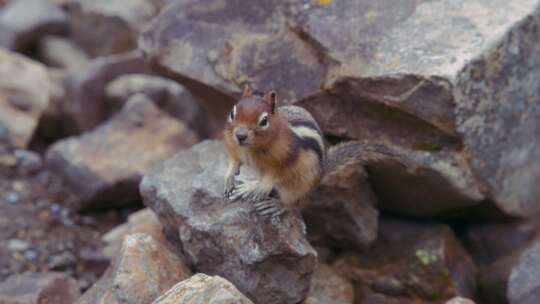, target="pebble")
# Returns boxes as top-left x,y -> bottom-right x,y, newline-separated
7,239 -> 29,252
24,249 -> 38,261
15,149 -> 43,175
5,192 -> 19,204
